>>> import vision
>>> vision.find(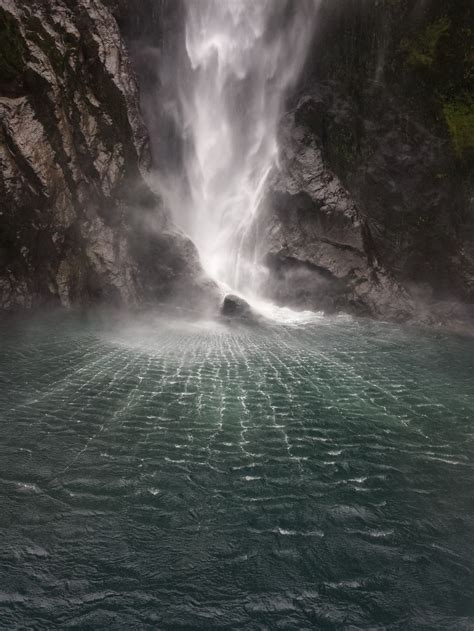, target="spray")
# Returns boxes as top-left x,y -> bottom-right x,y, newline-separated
171,0 -> 317,296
